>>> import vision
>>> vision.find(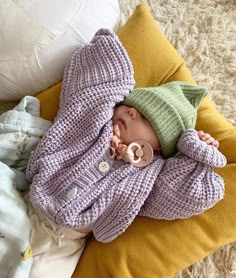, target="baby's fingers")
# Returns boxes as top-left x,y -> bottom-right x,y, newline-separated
197,130 -> 219,148
201,133 -> 211,141
211,140 -> 219,148
112,135 -> 121,148
113,124 -> 120,138
205,136 -> 218,146
205,136 -> 214,144
197,130 -> 209,140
